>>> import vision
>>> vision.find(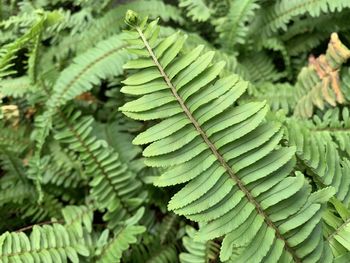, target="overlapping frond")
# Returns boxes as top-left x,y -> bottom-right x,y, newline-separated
120,13 -> 333,262
0,11 -> 61,79
47,0 -> 184,61
0,123 -> 29,153
46,35 -> 131,113
0,76 -> 34,99
253,0 -> 350,39
293,33 -> 350,118
179,0 -> 211,22
95,225 -> 145,263
312,107 -> 350,157
123,214 -> 180,263
286,118 -> 350,204
180,226 -> 220,263
34,34 -> 133,154
0,206 -> 91,263
214,0 -> 260,50
251,82 -> 296,114
53,108 -> 145,227
324,198 -> 350,260
240,52 -> 286,83
41,142 -> 86,188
